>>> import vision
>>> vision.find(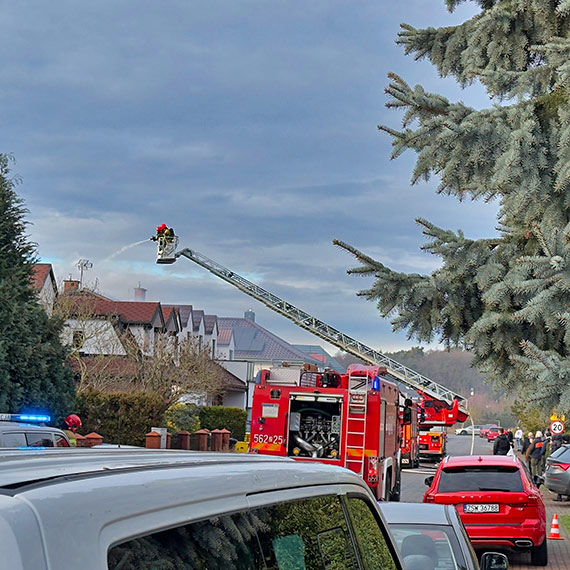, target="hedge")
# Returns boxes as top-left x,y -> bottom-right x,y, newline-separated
199,406 -> 247,440
77,390 -> 166,447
